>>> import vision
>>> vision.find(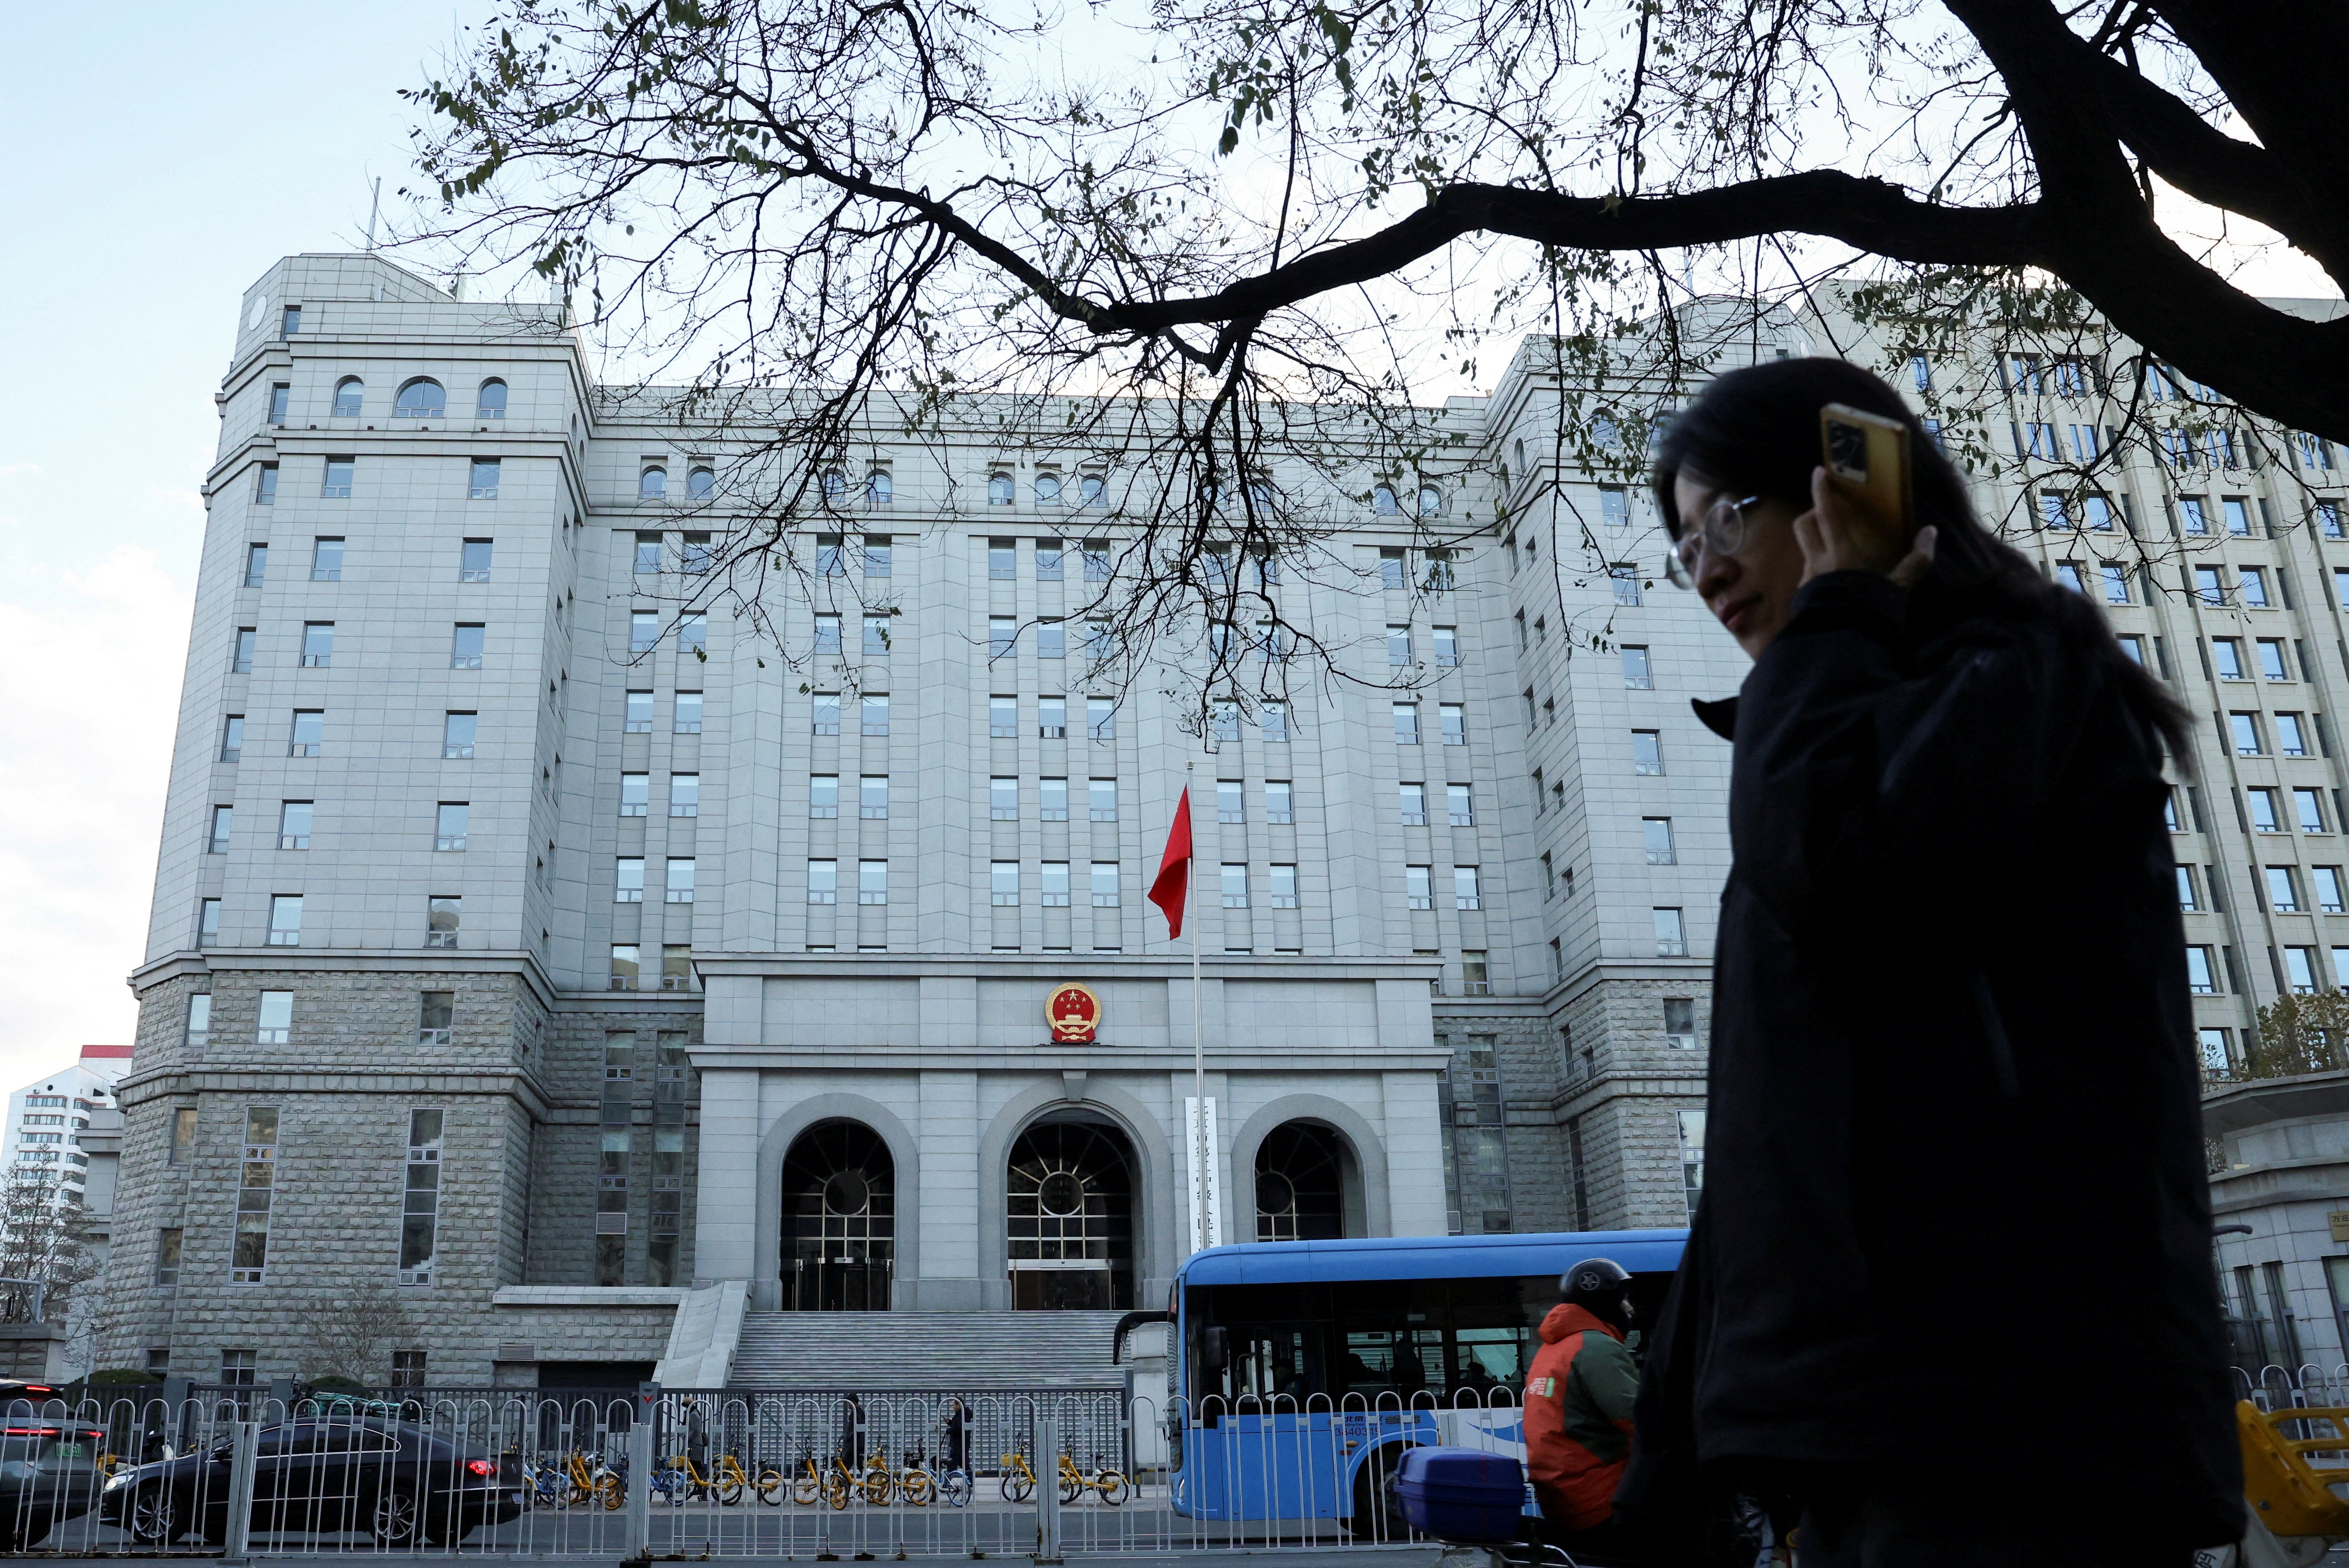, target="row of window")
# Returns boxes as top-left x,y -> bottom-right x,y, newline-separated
218,710 -> 500,764
2177,862 -> 2349,915
238,537 -> 496,581
250,456 -> 509,502
205,801 -> 474,856
281,375 -> 508,422
2222,710 -> 2329,758
2185,943 -> 2349,998
227,623 -> 507,674
614,859 -> 697,902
